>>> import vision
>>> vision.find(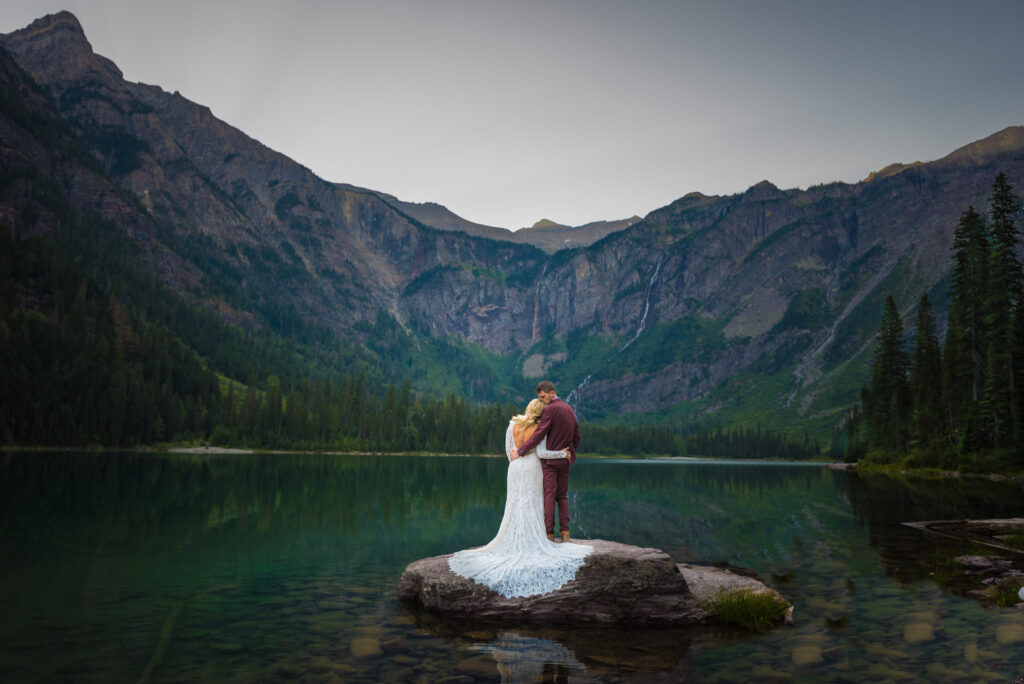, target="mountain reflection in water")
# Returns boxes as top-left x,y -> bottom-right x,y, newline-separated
1,452 -> 1022,682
